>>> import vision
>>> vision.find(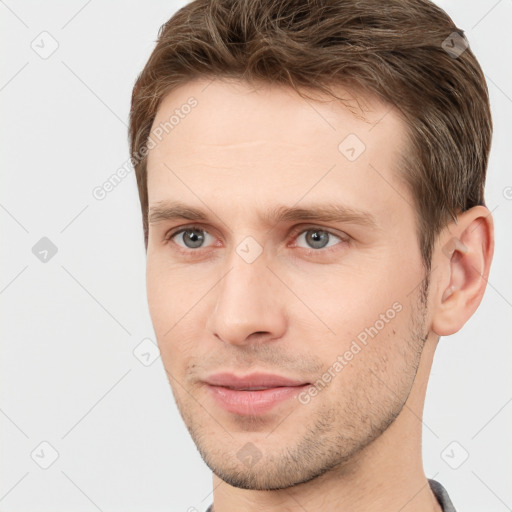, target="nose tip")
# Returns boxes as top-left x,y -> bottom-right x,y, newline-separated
206,260 -> 287,347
